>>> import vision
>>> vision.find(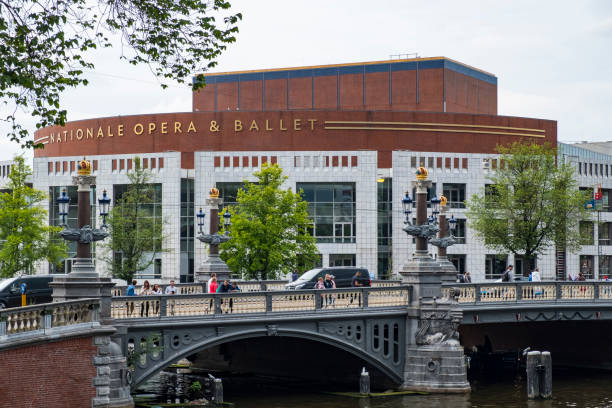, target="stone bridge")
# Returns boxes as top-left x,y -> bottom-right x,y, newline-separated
110,286 -> 411,388
4,281 -> 612,407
